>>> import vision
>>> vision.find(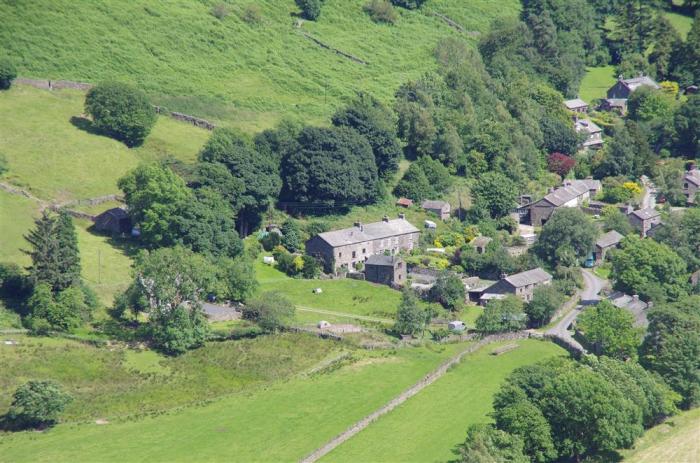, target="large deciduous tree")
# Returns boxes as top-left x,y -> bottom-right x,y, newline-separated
476,295 -> 526,333
673,95 -> 700,158
452,424 -> 528,463
577,299 -> 642,360
525,285 -> 564,328
534,207 -> 598,265
394,288 -> 427,336
611,236 -> 689,302
471,172 -> 518,220
242,291 -> 295,332
6,380 -> 72,430
332,93 -> 402,179
199,128 -> 281,234
280,126 -> 380,208
84,82 -> 156,147
428,271 -> 465,311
